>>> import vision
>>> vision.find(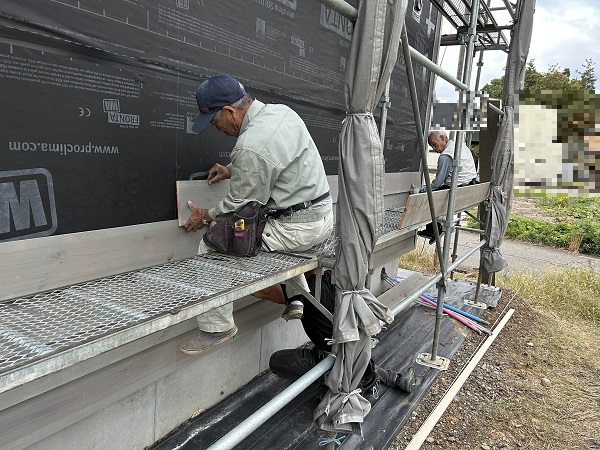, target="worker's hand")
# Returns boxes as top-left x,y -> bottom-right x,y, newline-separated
207,163 -> 230,185
185,200 -> 205,232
